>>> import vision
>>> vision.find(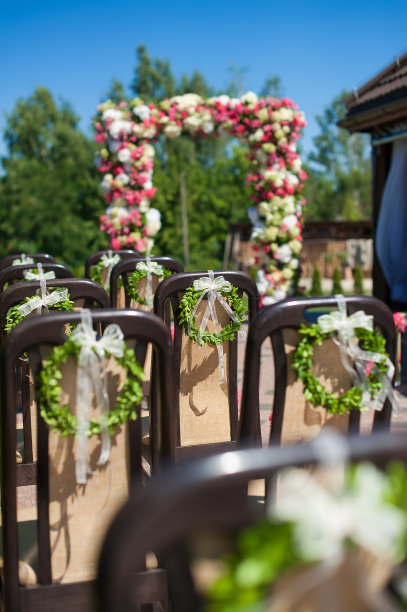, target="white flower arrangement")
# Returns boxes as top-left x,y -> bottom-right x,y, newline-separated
95,93 -> 307,299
